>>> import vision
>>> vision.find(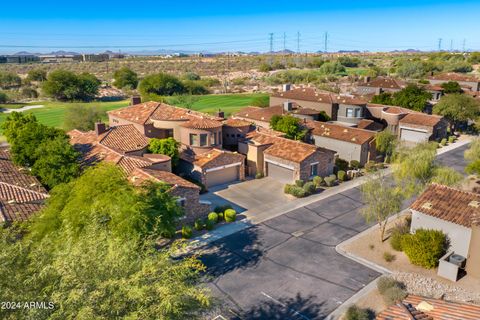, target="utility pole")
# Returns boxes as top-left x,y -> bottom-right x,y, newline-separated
269,33 -> 274,53
283,32 -> 286,51
297,31 -> 301,54
438,38 -> 442,51
450,39 -> 453,52
324,31 -> 328,53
